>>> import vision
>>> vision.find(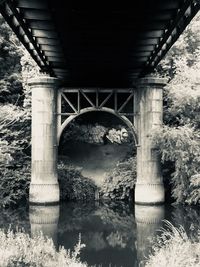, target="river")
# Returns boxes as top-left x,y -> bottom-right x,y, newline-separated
0,201 -> 199,267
